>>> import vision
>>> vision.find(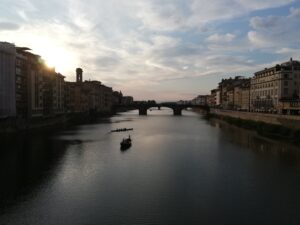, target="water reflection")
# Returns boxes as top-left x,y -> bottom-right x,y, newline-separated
1,112 -> 300,225
211,119 -> 300,168
0,132 -> 69,213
